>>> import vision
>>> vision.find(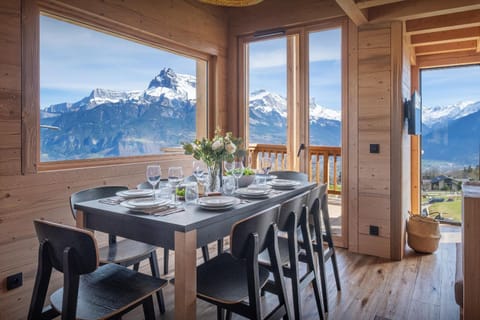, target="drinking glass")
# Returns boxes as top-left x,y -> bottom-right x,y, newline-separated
260,157 -> 272,184
146,165 -> 161,200
193,160 -> 207,188
184,182 -> 199,205
232,161 -> 244,190
222,175 -> 235,195
168,166 -> 184,205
